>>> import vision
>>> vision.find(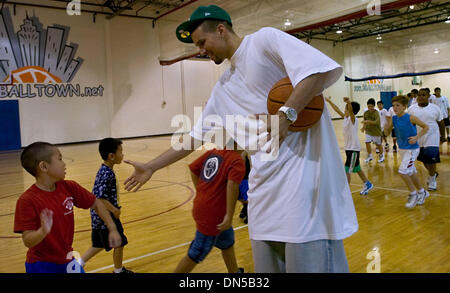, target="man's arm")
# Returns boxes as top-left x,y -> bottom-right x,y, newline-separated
268,71 -> 335,148
124,135 -> 199,192
217,180 -> 240,231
